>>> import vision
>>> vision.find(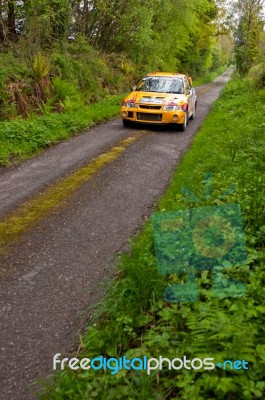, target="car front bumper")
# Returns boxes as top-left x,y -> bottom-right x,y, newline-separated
121,108 -> 186,124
